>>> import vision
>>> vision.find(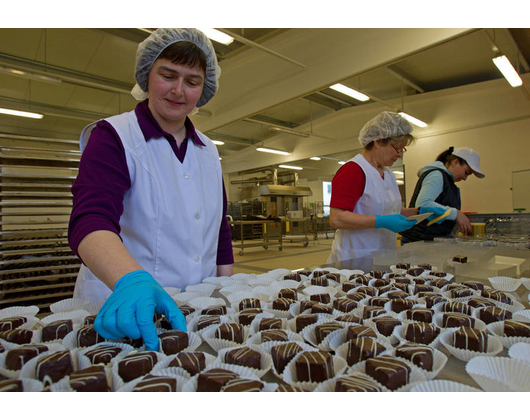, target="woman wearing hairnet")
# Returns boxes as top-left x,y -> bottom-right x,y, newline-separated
327,111 -> 448,263
68,29 -> 233,351
400,146 -> 485,243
